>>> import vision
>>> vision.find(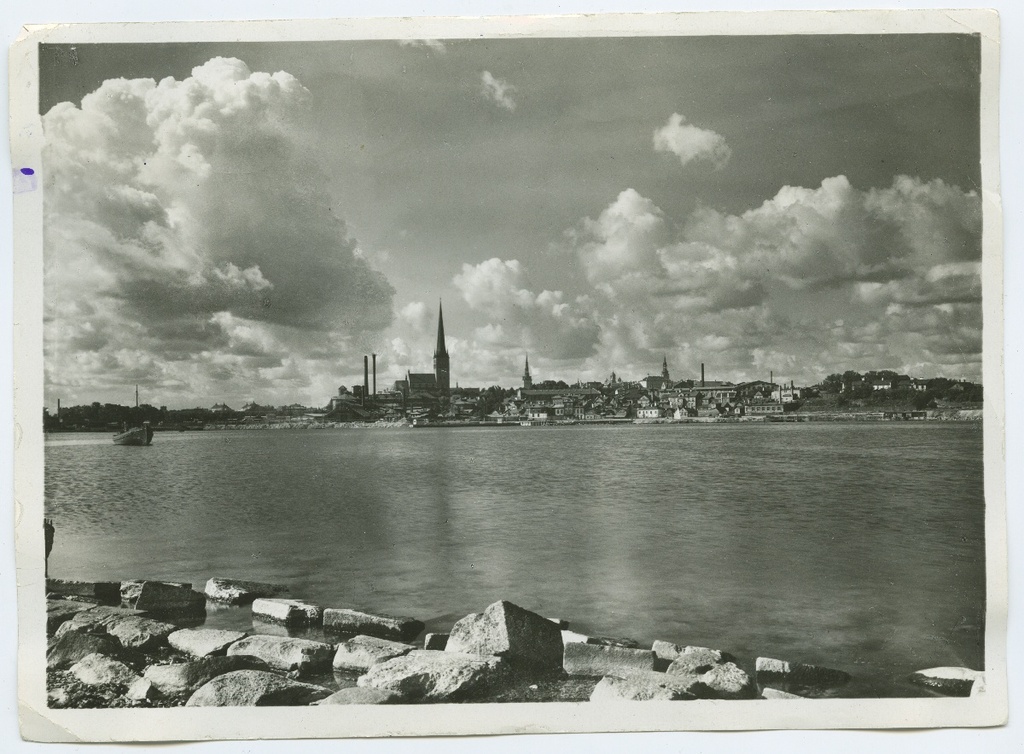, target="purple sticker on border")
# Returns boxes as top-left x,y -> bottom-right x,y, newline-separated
13,168 -> 37,193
